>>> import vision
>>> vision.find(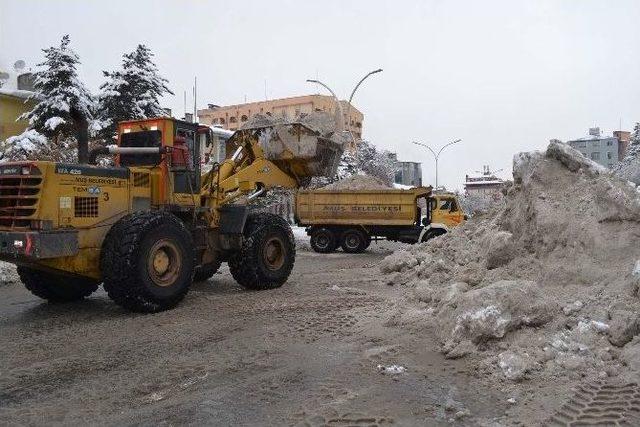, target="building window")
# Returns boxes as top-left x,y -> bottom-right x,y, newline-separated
229,117 -> 237,123
212,118 -> 219,124
607,140 -> 614,146
219,118 -> 225,124
240,115 -> 248,122
579,141 -> 587,148
607,152 -> 612,159
592,140 -> 600,147
591,152 -> 600,160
